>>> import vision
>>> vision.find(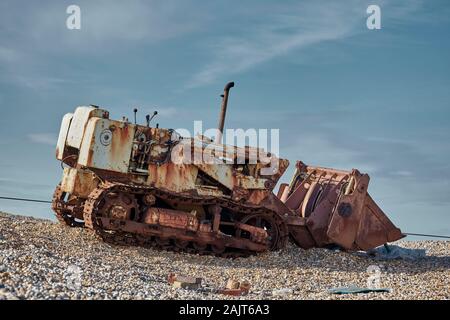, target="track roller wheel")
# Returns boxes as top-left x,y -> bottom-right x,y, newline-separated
155,237 -> 171,247
193,242 -> 208,251
211,244 -> 226,254
236,213 -> 283,250
100,191 -> 139,221
174,239 -> 190,250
